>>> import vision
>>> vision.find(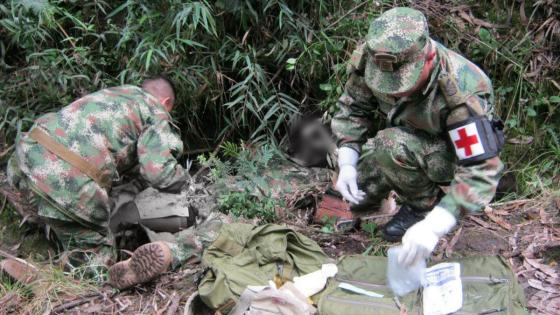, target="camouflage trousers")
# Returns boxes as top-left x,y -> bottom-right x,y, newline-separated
353,127 -> 456,214
7,158 -> 221,268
